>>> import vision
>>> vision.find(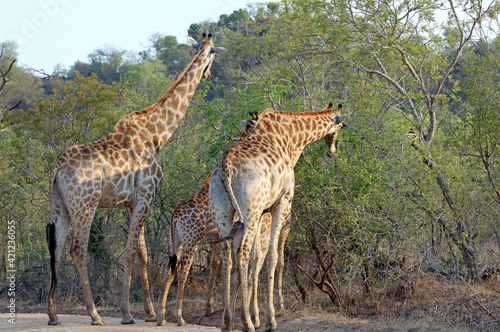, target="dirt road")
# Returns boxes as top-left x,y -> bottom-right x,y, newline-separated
1,314 -> 223,331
